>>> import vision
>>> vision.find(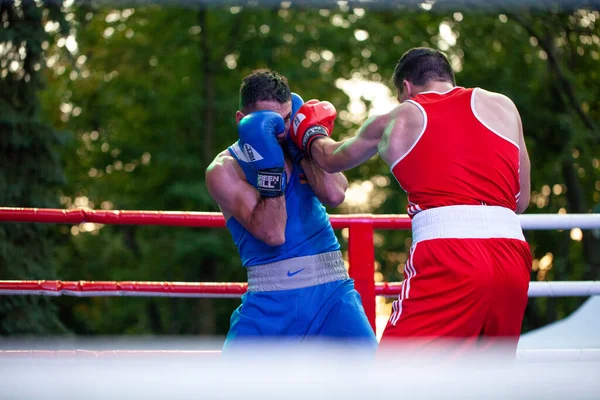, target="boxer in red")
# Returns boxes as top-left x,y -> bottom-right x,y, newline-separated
289,47 -> 532,356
